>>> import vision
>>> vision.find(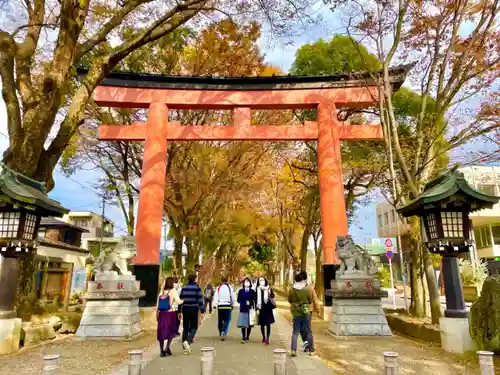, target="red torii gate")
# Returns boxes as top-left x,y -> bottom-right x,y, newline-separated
93,66 -> 409,298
